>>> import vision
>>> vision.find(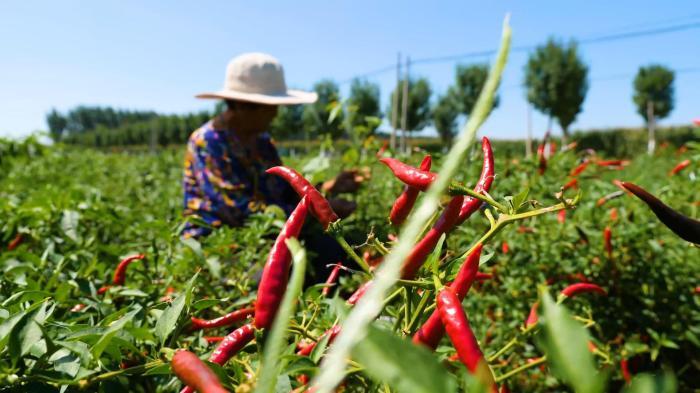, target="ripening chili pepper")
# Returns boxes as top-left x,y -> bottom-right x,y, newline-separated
379,157 -> 437,191
561,282 -> 607,297
596,191 -> 624,207
620,358 -> 632,384
537,143 -> 547,175
413,244 -> 482,350
524,301 -> 539,328
517,226 -> 535,234
266,166 -> 338,229
322,262 -> 343,297
437,289 -> 496,390
208,323 -> 255,365
7,233 -> 23,251
621,182 -> 700,244
501,241 -> 509,254
389,155 -> 432,227
296,324 -> 342,356
172,350 -> 229,393
255,197 -> 309,330
669,159 -> 691,176
557,209 -> 566,224
604,227 -> 613,259
455,137 -> 495,225
401,195 -> 464,279
70,303 -> 86,313
610,208 -> 619,222
562,178 -> 578,191
190,307 -> 255,331
569,161 -> 590,177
